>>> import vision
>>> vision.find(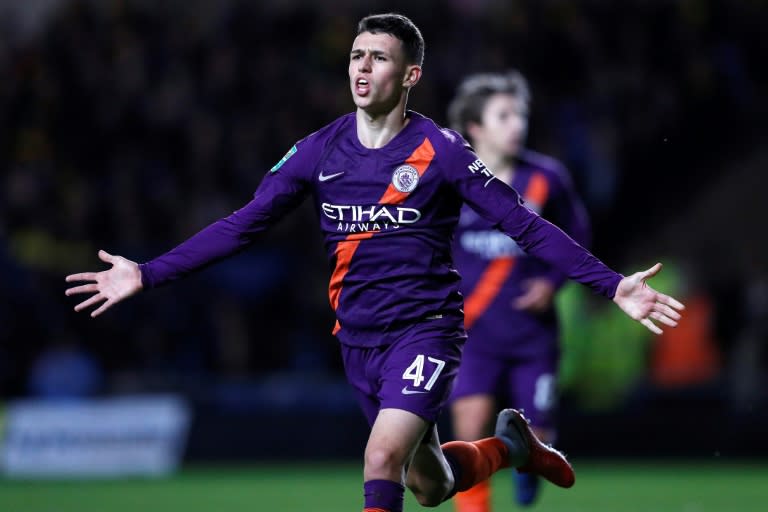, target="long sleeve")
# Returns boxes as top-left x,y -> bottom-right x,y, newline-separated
495,198 -> 619,298
140,136 -> 320,288
440,135 -> 621,298
539,163 -> 592,291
